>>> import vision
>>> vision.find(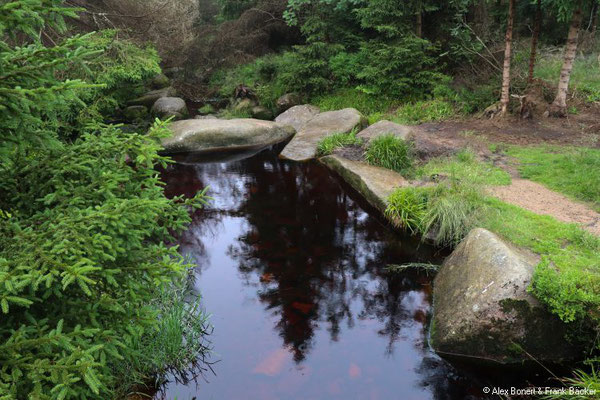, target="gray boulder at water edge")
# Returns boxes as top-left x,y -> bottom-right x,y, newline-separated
151,97 -> 188,120
161,118 -> 296,155
274,104 -> 320,132
279,108 -> 367,161
128,86 -> 177,107
431,228 -> 578,364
